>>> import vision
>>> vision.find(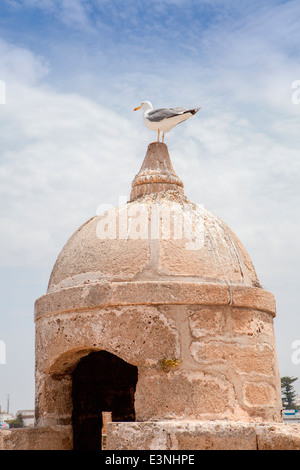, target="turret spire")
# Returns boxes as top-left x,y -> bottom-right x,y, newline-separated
130,142 -> 184,201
